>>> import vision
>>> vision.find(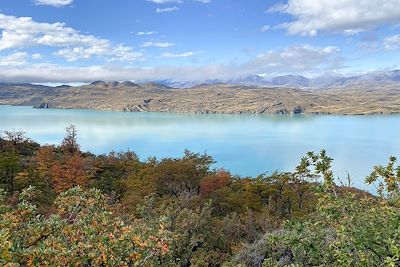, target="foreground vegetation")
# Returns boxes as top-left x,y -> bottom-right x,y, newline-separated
0,126 -> 399,266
